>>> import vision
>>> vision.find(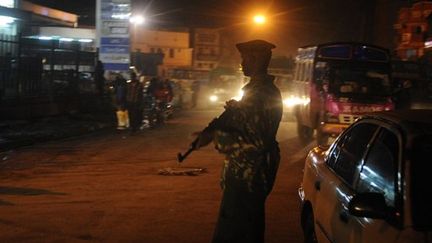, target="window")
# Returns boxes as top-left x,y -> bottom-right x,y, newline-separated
169,49 -> 174,58
327,123 -> 378,186
357,128 -> 398,207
